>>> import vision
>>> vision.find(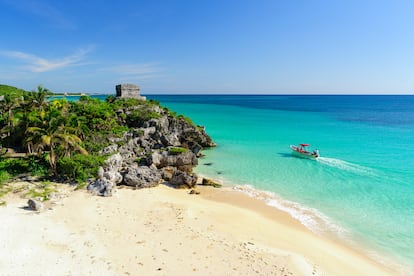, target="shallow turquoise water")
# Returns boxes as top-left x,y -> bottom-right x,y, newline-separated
149,95 -> 414,273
